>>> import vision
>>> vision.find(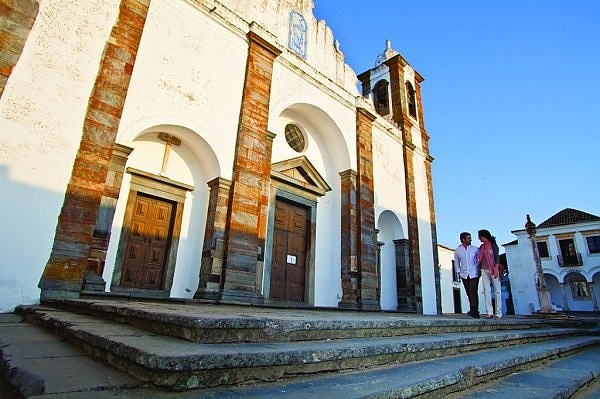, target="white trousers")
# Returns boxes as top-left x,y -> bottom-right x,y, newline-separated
481,269 -> 502,317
